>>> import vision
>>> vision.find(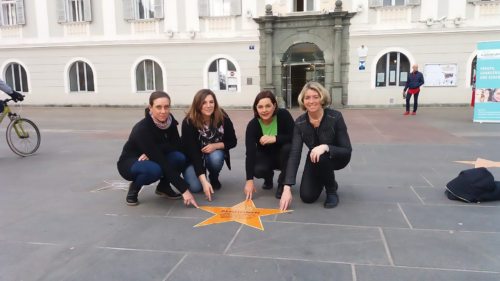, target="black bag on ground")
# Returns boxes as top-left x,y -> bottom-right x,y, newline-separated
445,167 -> 500,203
